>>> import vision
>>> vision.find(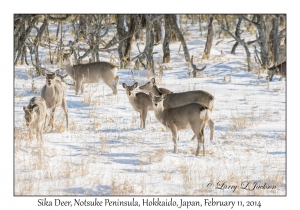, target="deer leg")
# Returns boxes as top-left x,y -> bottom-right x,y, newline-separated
81,82 -> 85,94
269,73 -> 274,81
207,118 -> 214,140
201,127 -> 205,156
190,122 -> 201,156
169,125 -> 178,154
139,111 -> 143,128
50,107 -> 56,130
200,119 -> 207,156
75,80 -> 81,95
44,114 -> 49,131
114,75 -> 120,88
141,109 -> 147,128
62,98 -> 69,129
37,125 -> 43,142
